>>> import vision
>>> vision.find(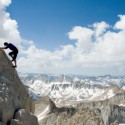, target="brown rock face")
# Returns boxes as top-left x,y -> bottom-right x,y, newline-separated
10,119 -> 23,125
0,49 -> 37,125
38,97 -> 104,125
41,107 -> 104,125
10,109 -> 39,125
